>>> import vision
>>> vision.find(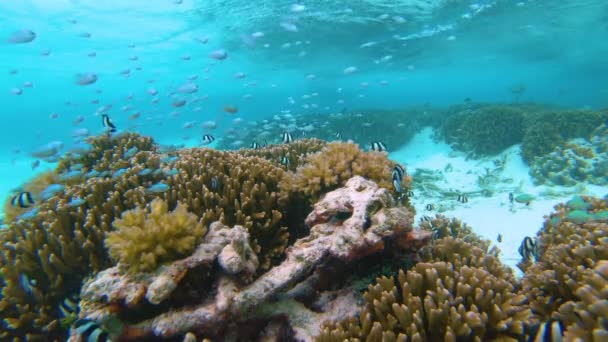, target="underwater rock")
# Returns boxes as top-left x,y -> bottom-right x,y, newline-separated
81,222 -> 254,311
